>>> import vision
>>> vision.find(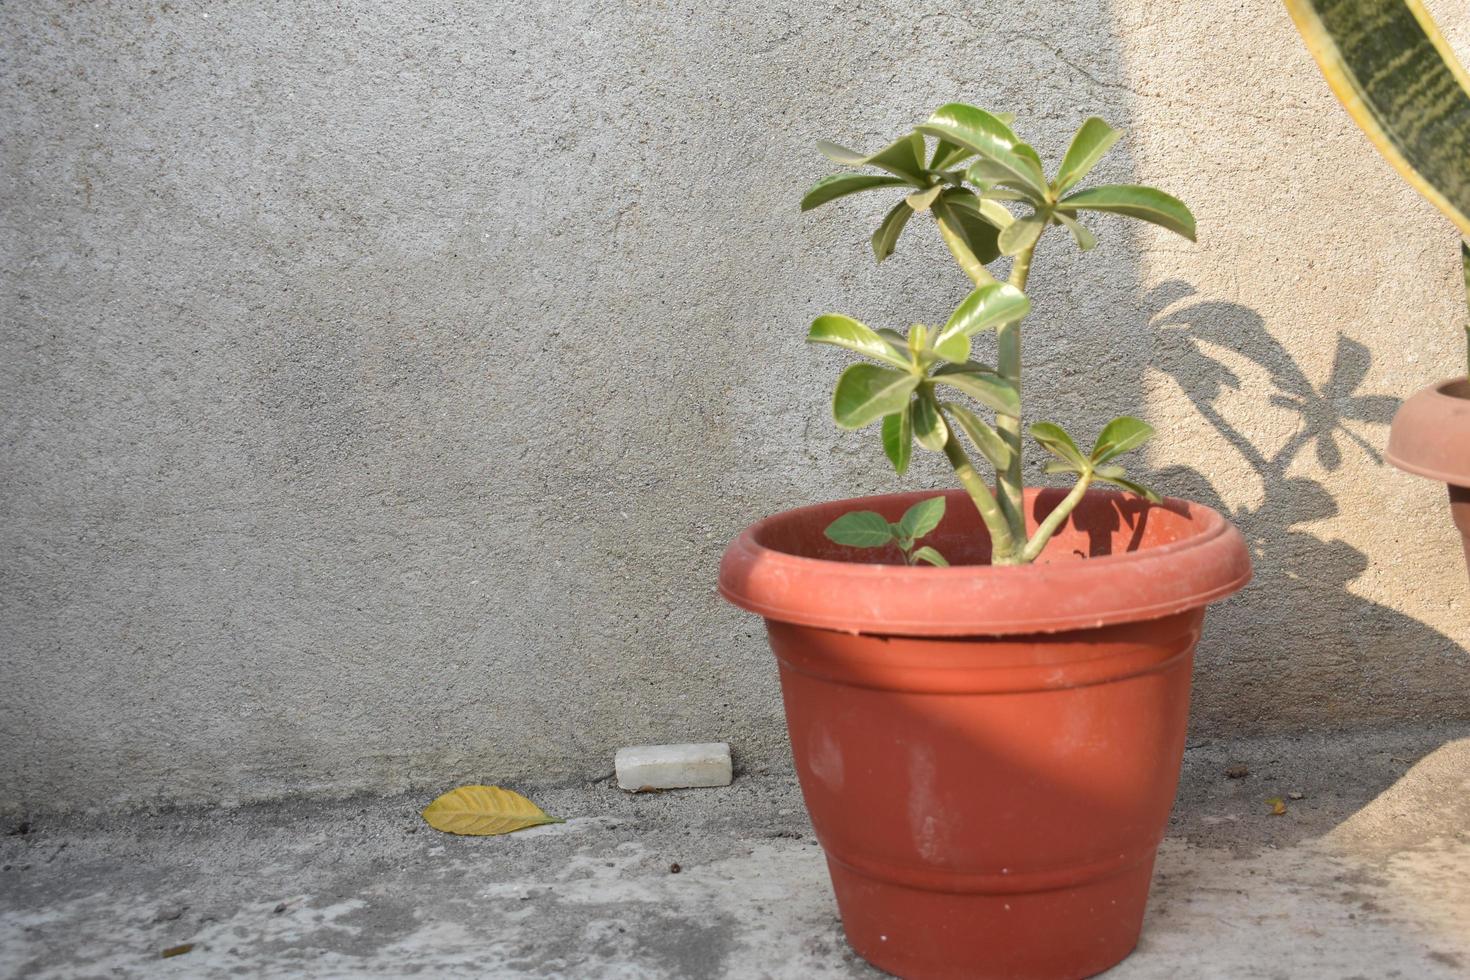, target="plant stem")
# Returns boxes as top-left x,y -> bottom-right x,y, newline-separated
995,245 -> 1036,550
941,431 -> 1019,564
1021,472 -> 1092,563
936,212 -> 998,287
